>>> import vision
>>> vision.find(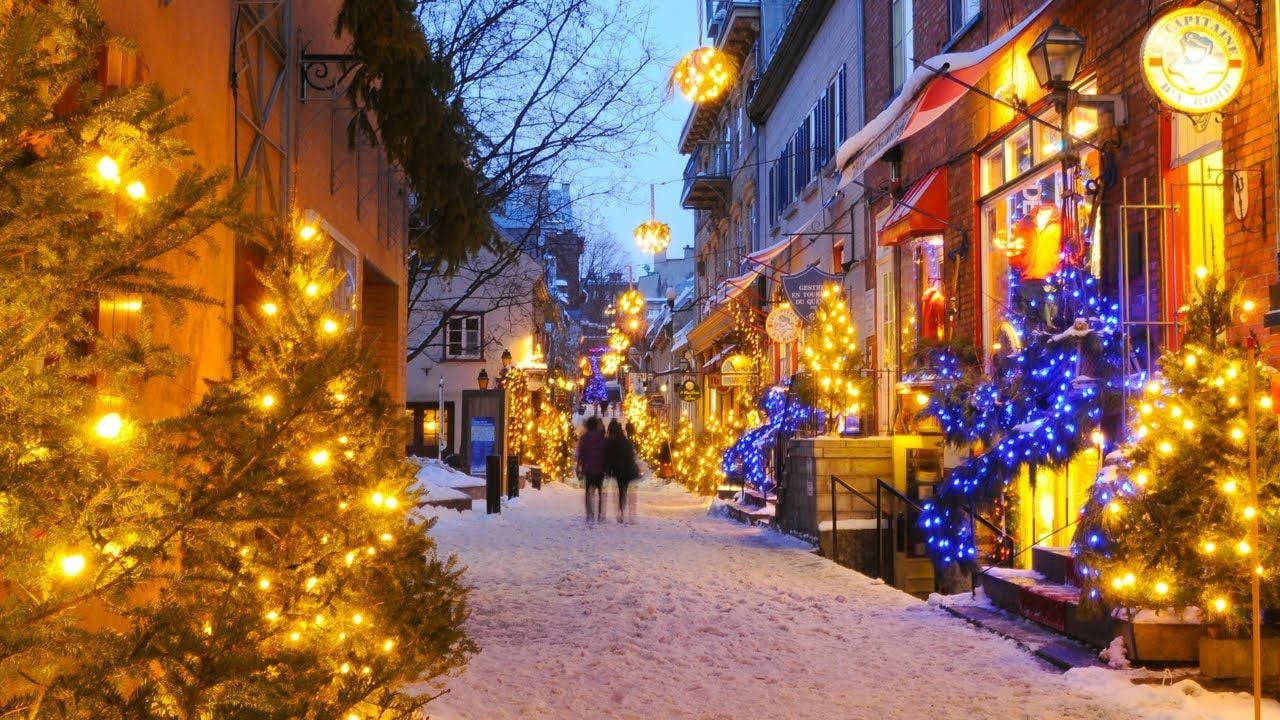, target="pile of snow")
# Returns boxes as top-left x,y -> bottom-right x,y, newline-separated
409,457 -> 481,505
